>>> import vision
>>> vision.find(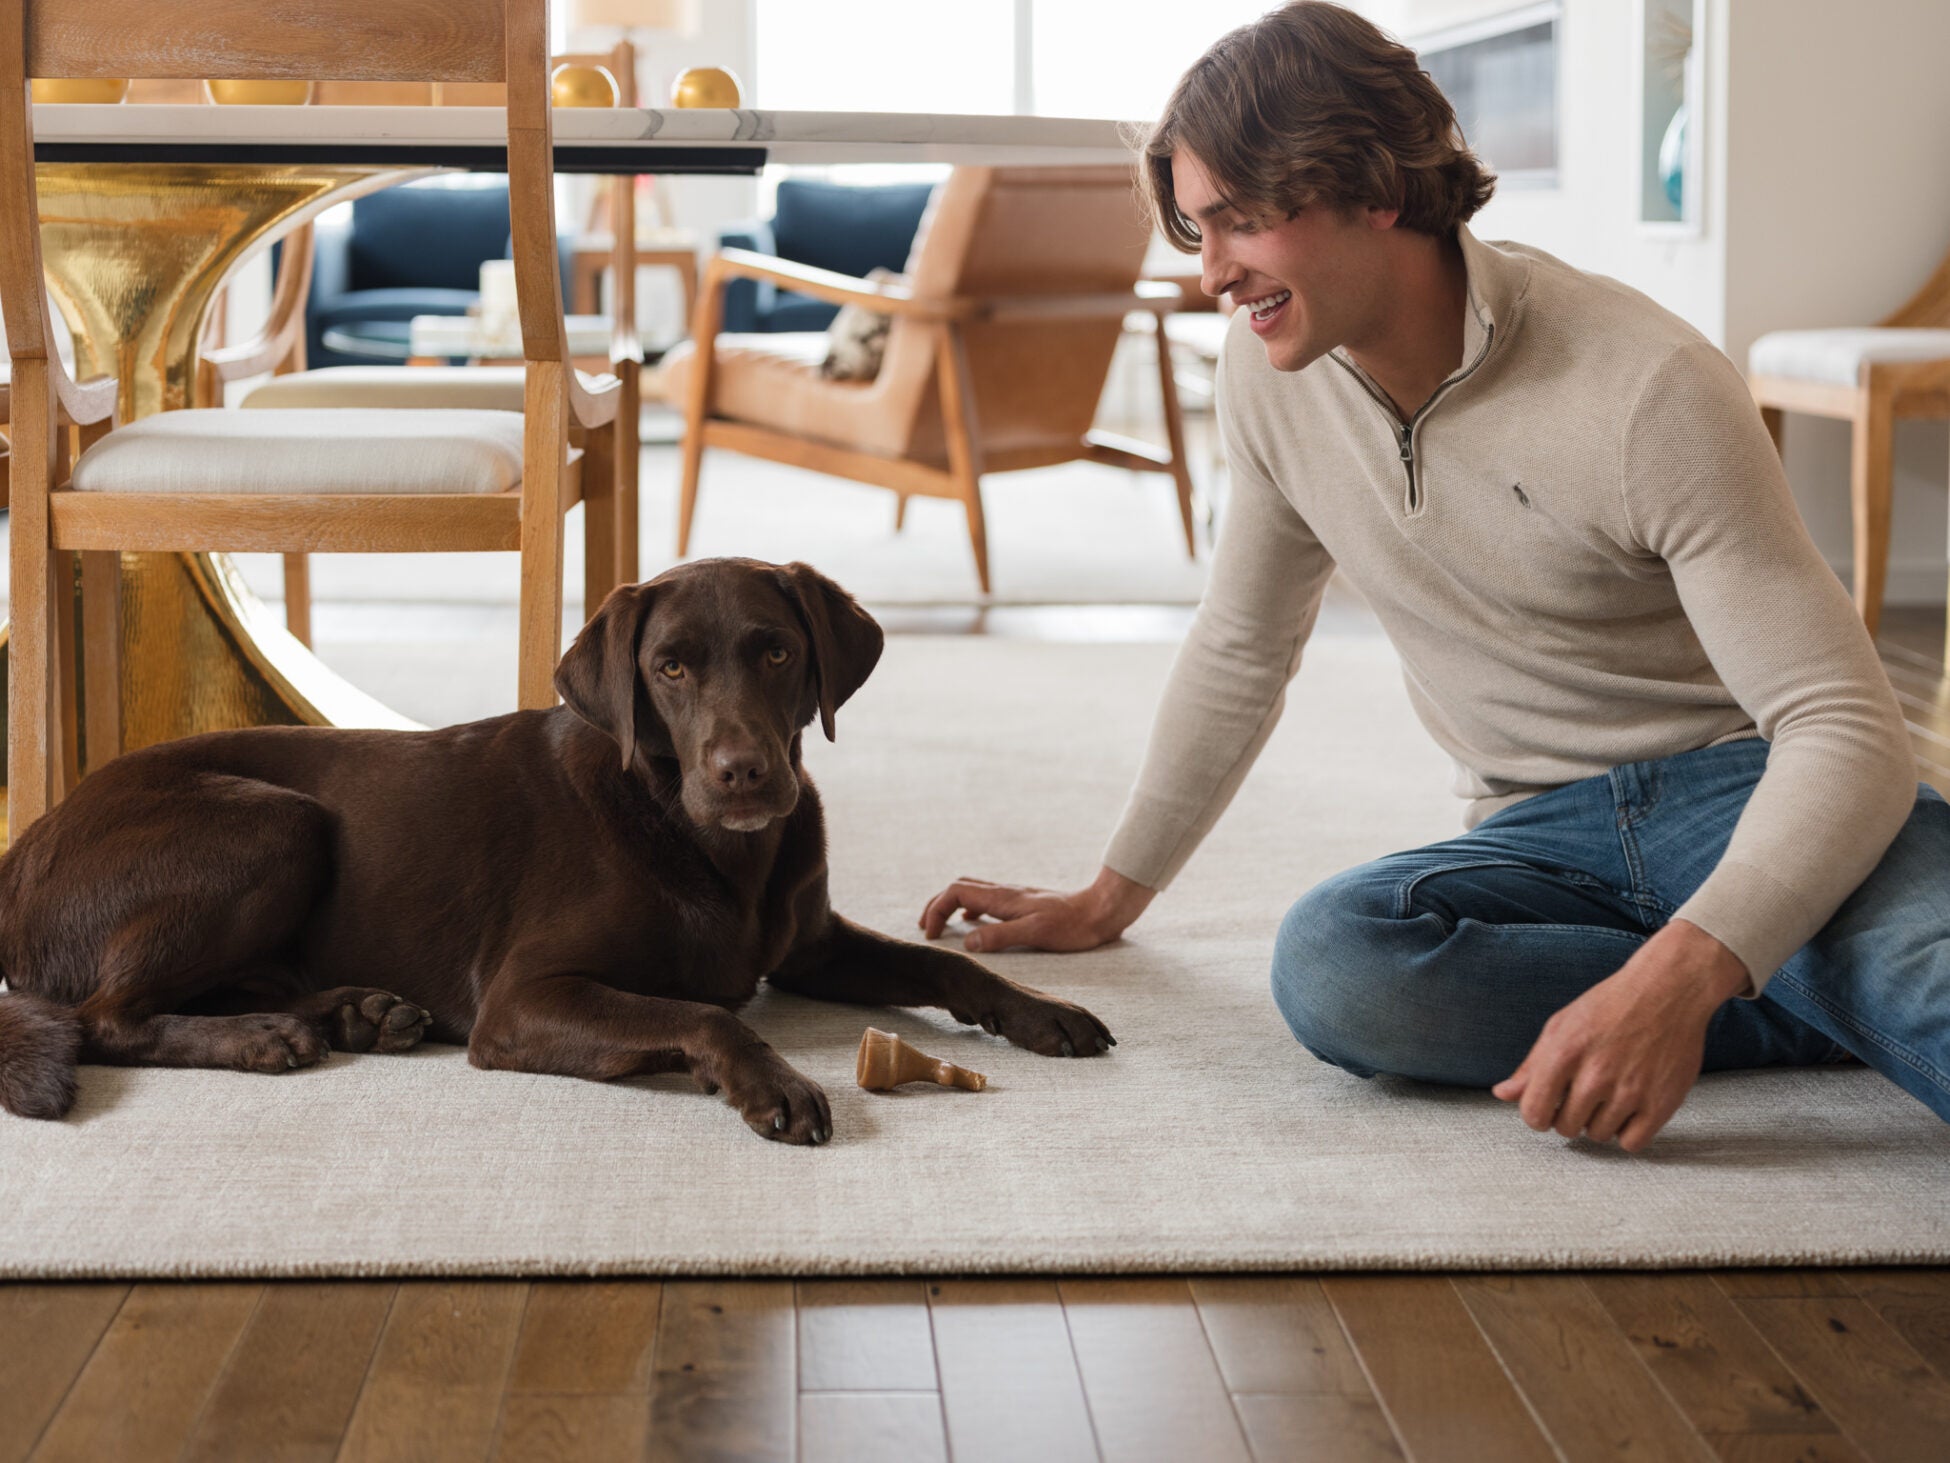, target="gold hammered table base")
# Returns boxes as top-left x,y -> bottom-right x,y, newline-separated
2,162 -> 435,837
